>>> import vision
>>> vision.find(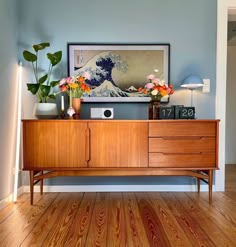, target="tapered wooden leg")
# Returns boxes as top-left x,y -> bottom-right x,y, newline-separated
29,171 -> 34,205
197,178 -> 200,193
40,171 -> 43,195
208,170 -> 213,203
